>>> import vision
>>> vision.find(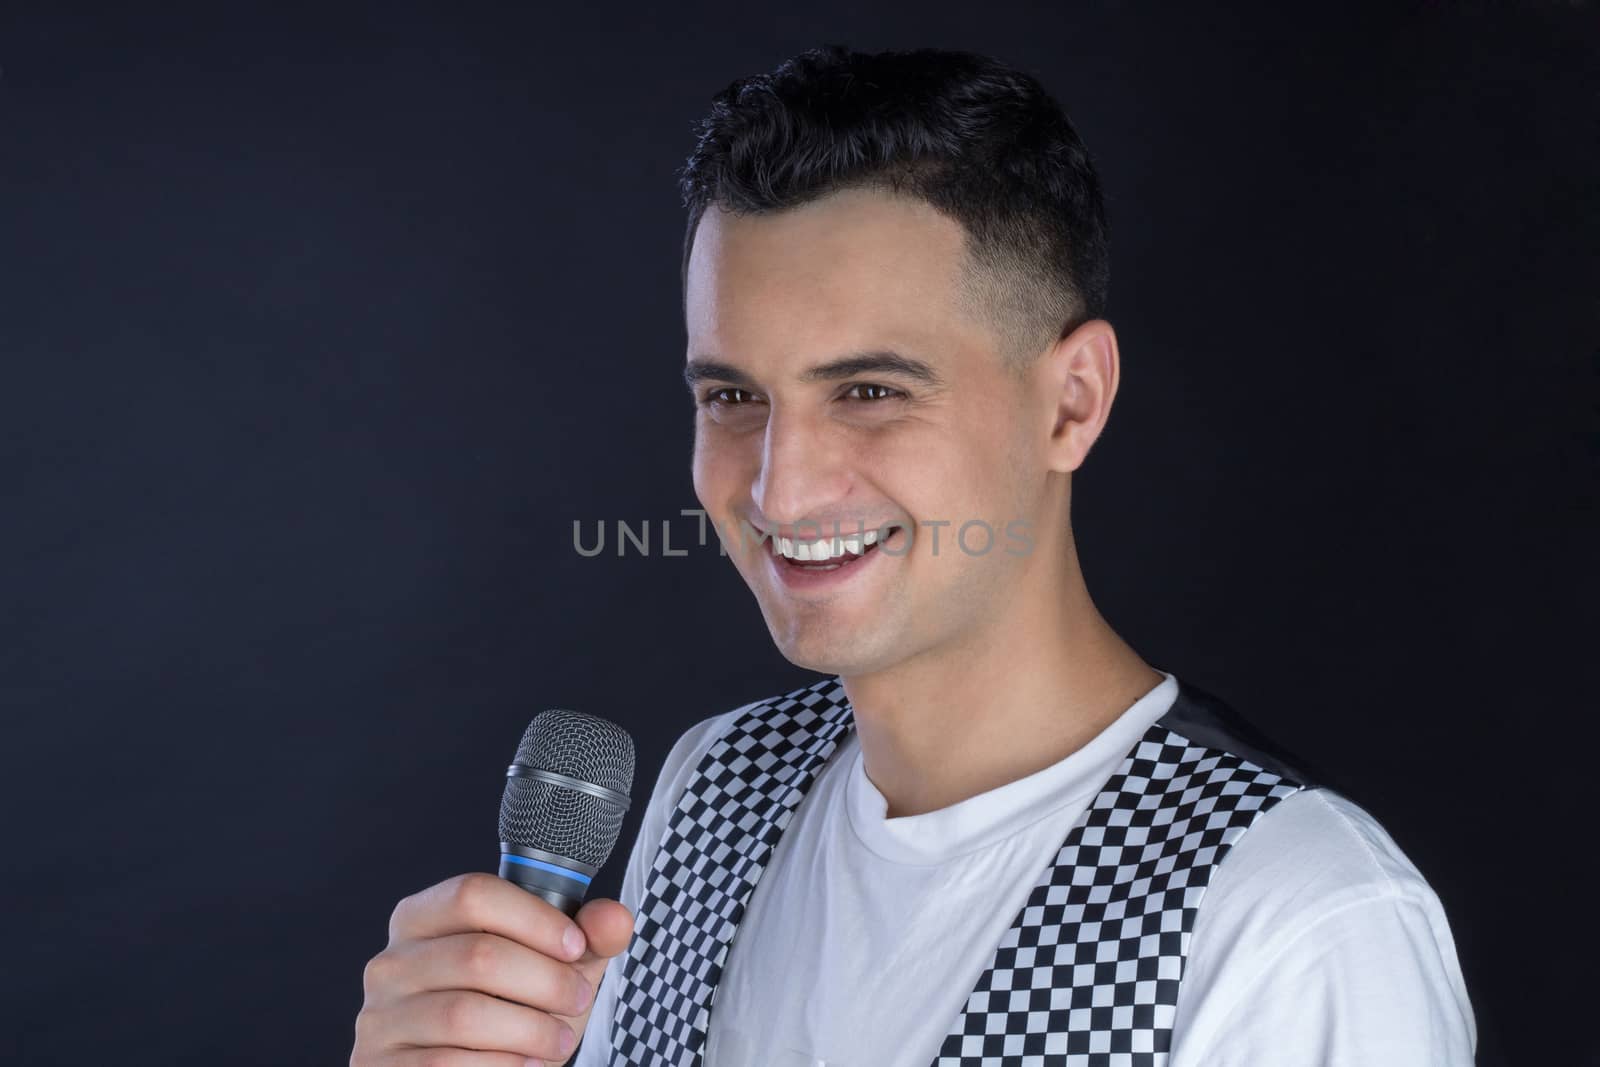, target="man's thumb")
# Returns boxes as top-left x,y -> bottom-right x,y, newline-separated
571,897 -> 634,980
